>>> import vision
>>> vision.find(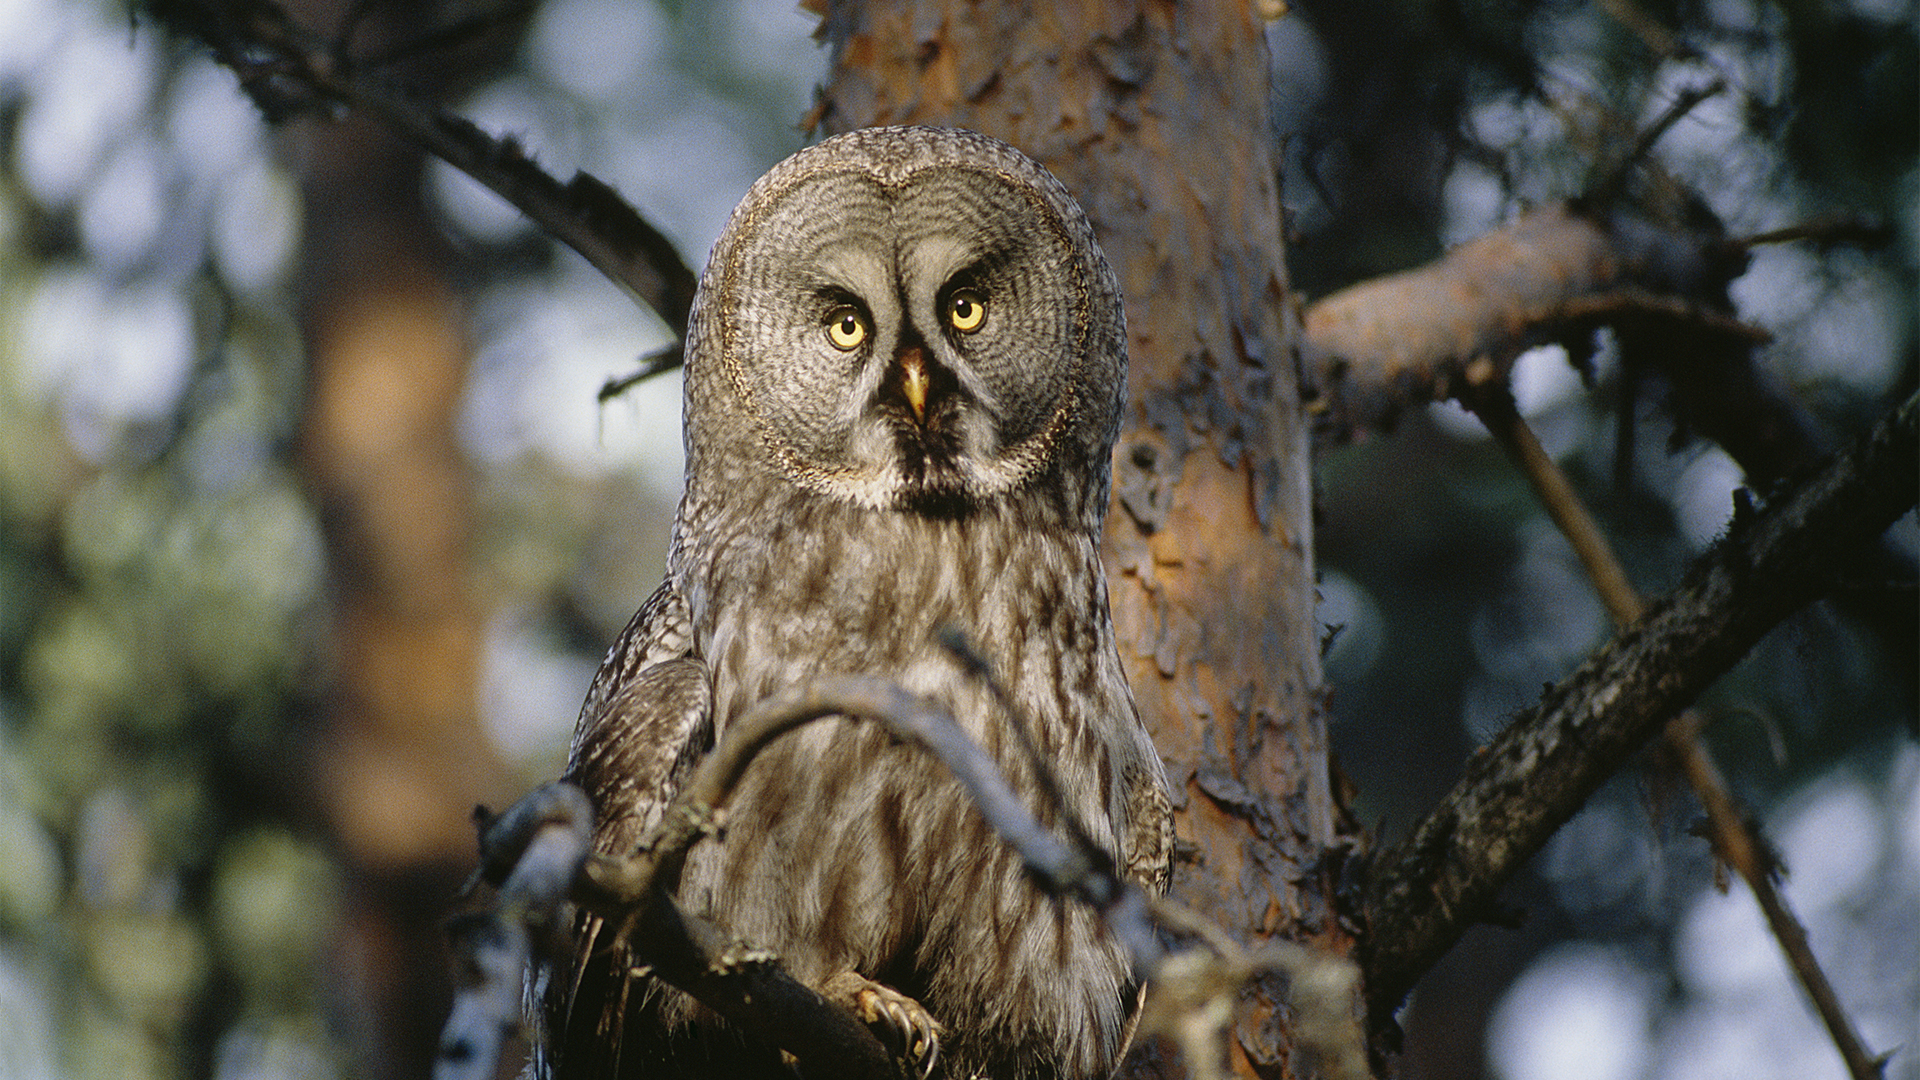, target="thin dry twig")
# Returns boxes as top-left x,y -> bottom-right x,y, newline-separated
588,676 -> 1136,931
940,628 -> 1111,883
1663,717 -> 1887,1080
1461,385 -> 1887,1080
1738,217 -> 1896,250
1587,78 -> 1726,207
1463,385 -> 1642,626
597,343 -> 685,403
